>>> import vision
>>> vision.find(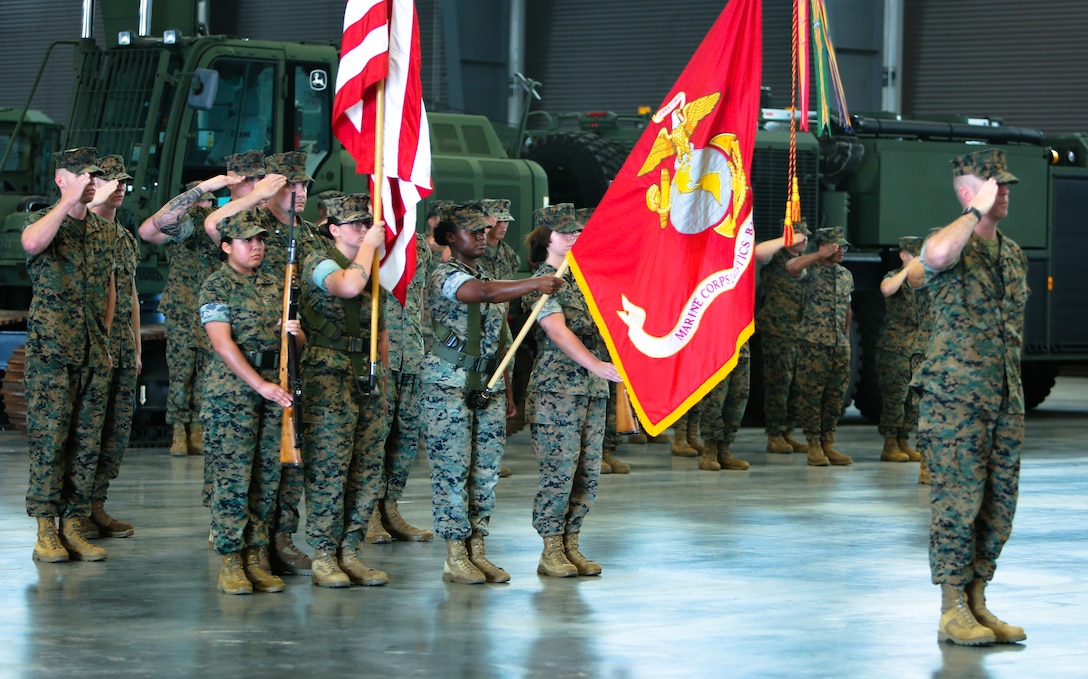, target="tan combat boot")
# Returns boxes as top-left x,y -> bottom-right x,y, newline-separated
467,532 -> 510,583
938,583 -> 996,645
364,505 -> 392,544
537,535 -> 578,578
600,456 -> 612,474
918,454 -> 931,485
169,424 -> 188,457
687,416 -> 708,454
807,438 -> 830,466
443,539 -> 485,584
647,432 -> 671,444
880,437 -> 910,462
339,547 -> 388,586
311,550 -> 351,588
59,517 -> 107,561
766,434 -> 793,454
271,531 -> 312,574
563,533 -> 602,576
698,443 -> 721,471
627,433 -> 648,444
966,579 -> 1026,643
783,432 -> 808,453
90,501 -> 134,538
244,546 -> 286,592
500,465 -> 513,478
218,552 -> 253,595
380,498 -> 433,541
602,451 -> 630,474
187,422 -> 204,455
898,436 -> 922,462
33,517 -> 68,563
822,435 -> 853,466
717,442 -> 750,470
671,415 -> 697,456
